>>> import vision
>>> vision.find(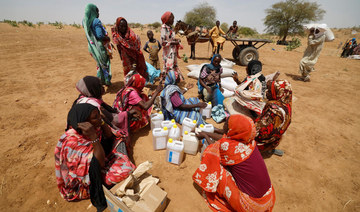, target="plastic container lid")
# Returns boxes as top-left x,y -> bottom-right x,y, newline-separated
208,102 -> 211,104
184,131 -> 188,135
171,119 -> 175,123
159,111 -> 163,114
168,138 -> 173,143
173,125 -> 177,128
192,120 -> 197,124
199,124 -> 204,128
163,127 -> 168,131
